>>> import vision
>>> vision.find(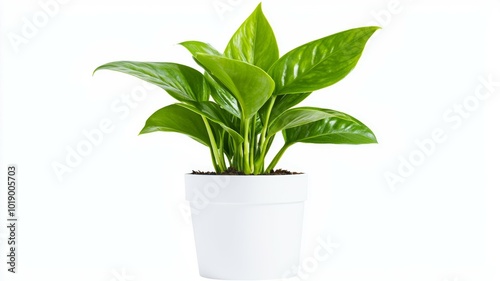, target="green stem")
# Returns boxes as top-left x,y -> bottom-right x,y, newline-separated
250,116 -> 257,174
218,131 -> 227,171
237,141 -> 244,171
208,145 -> 219,173
243,118 -> 252,174
254,134 -> 275,174
255,96 -> 277,173
265,143 -> 291,173
238,118 -> 245,171
202,117 -> 224,173
258,96 -> 276,150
